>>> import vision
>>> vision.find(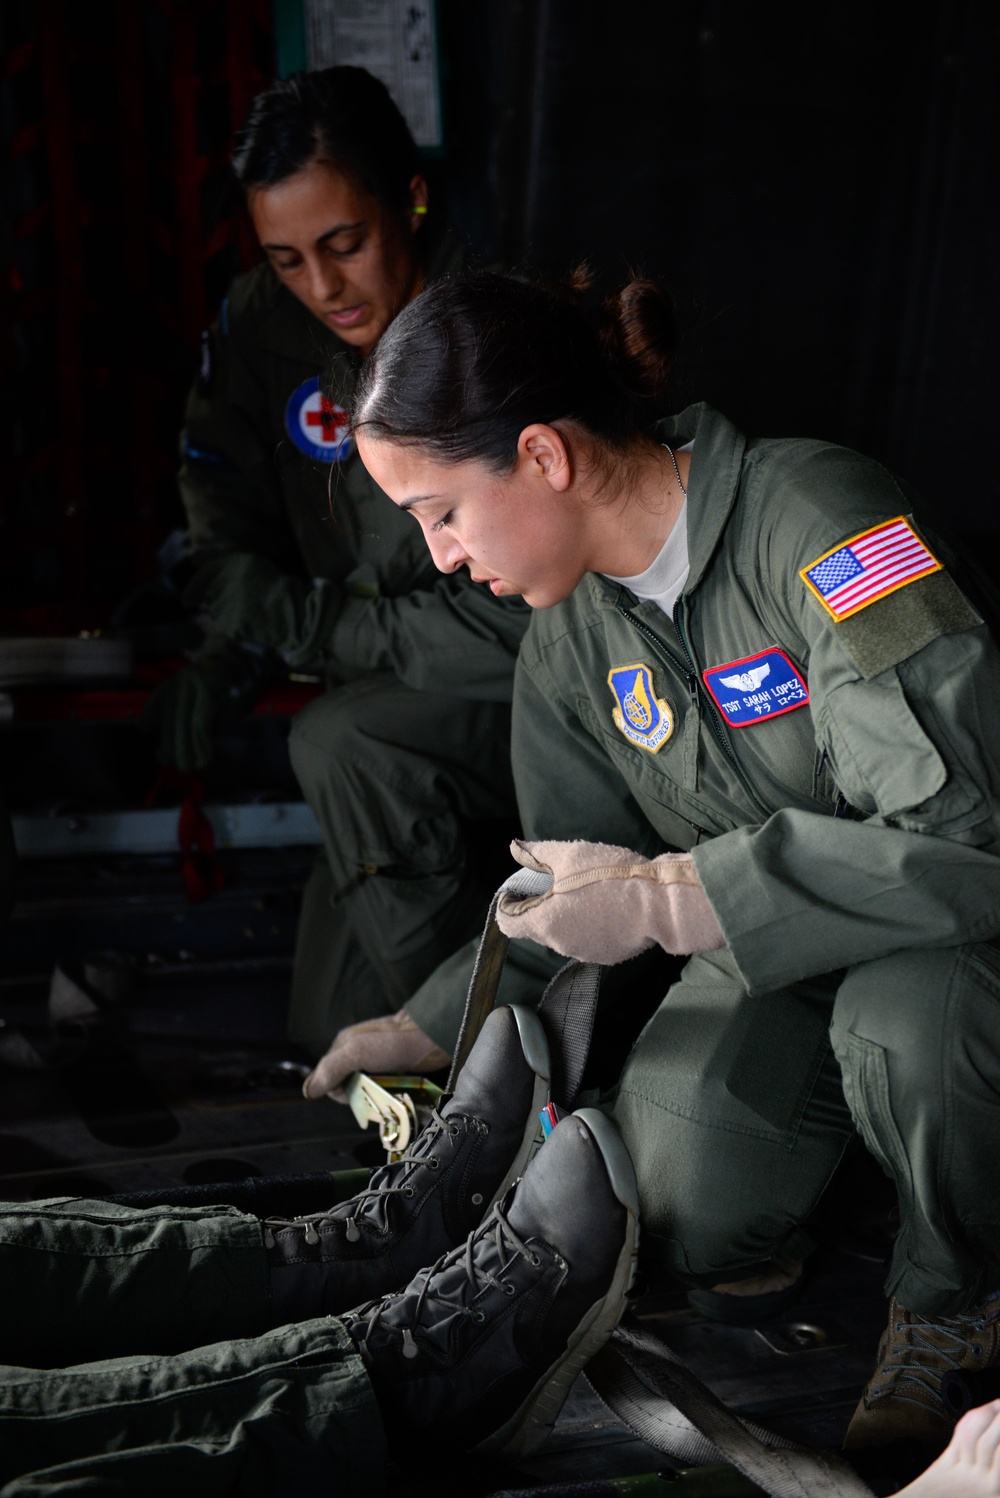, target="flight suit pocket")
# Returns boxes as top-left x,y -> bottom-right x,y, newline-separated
839,1032 -> 914,1211
817,671 -> 947,817
721,987 -> 833,1141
